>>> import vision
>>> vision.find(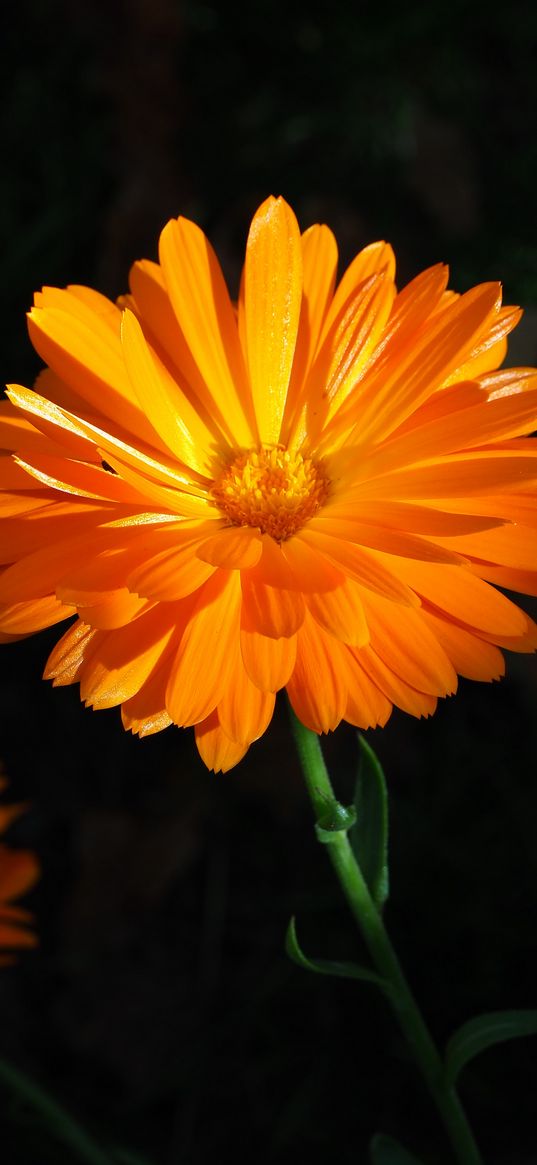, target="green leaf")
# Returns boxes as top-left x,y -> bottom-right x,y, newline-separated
445,1009 -> 537,1086
370,1133 -> 428,1164
285,916 -> 388,990
349,734 -> 389,908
